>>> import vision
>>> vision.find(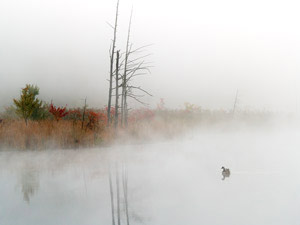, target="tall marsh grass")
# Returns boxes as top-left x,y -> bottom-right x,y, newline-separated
0,108 -> 273,150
